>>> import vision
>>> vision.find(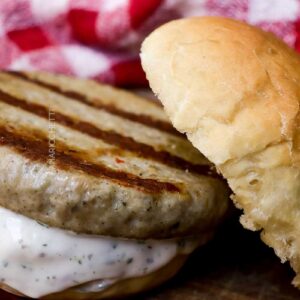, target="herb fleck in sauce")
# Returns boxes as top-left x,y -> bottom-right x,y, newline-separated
0,207 -> 199,298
